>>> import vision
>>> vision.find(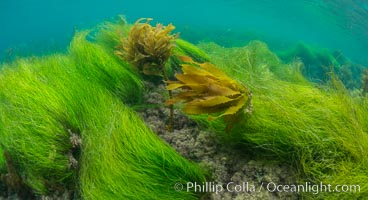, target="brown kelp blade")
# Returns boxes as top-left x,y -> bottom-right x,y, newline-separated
166,57 -> 252,132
